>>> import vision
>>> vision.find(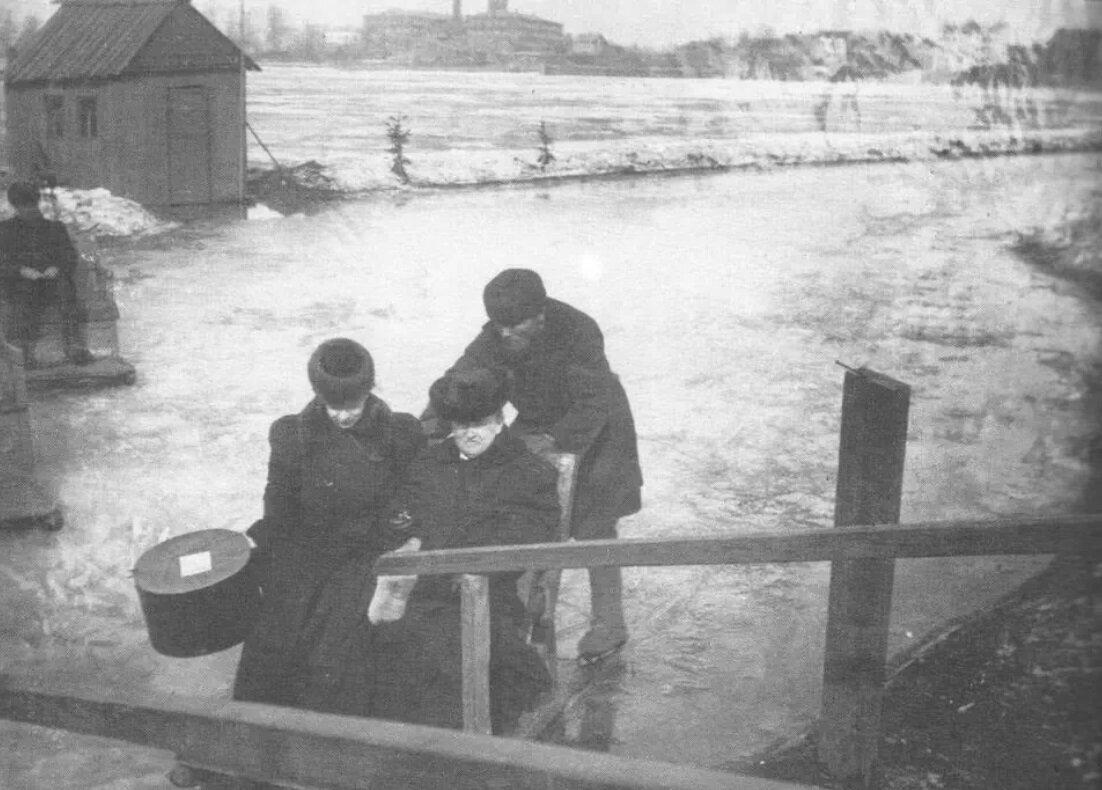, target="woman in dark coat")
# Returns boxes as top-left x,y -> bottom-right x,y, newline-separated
233,338 -> 424,714
367,368 -> 559,734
